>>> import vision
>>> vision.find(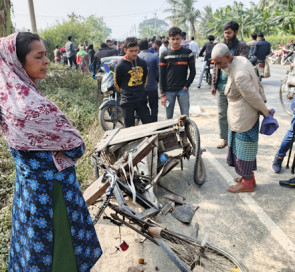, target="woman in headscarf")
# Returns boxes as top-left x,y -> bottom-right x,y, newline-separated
0,32 -> 102,271
76,44 -> 89,74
